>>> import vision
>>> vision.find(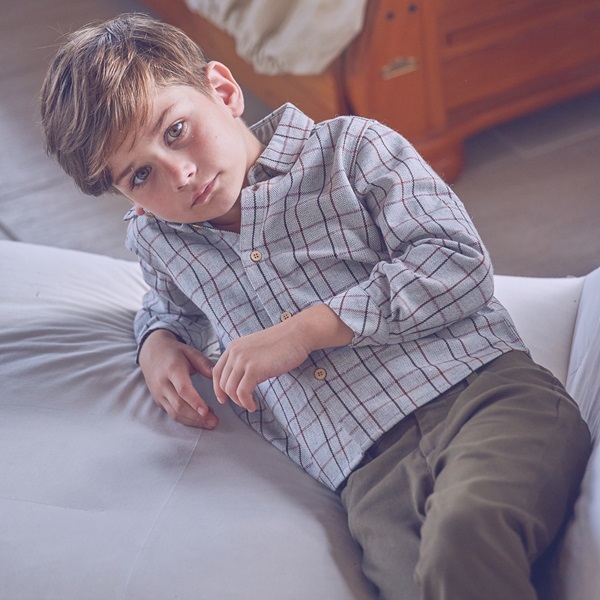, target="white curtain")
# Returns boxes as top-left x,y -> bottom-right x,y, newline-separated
184,0 -> 368,75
